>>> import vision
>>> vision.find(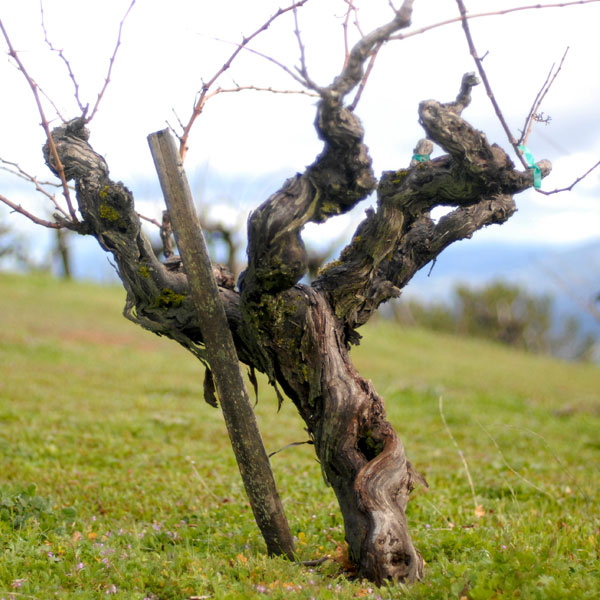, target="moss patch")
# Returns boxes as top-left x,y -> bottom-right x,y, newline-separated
154,288 -> 187,309
99,203 -> 121,222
